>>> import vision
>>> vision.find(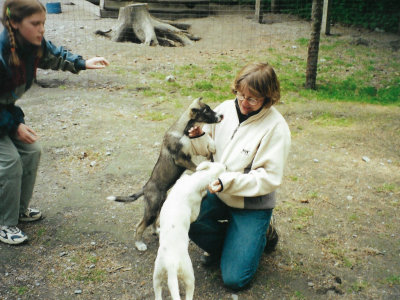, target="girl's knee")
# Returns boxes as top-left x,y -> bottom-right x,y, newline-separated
0,152 -> 23,177
30,142 -> 42,158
